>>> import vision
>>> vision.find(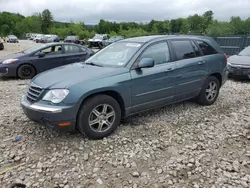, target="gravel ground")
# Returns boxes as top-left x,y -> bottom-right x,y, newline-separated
0,41 -> 250,188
